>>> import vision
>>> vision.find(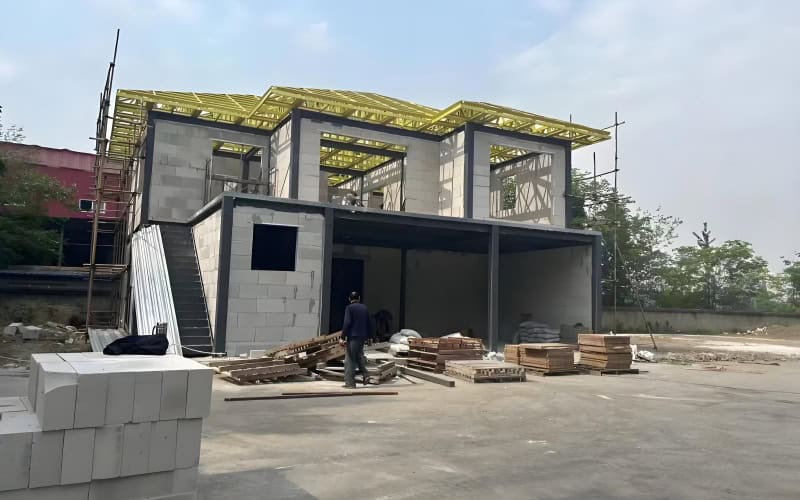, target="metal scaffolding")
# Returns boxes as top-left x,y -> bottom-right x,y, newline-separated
85,30 -> 142,329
